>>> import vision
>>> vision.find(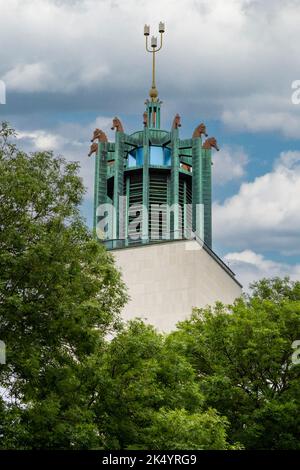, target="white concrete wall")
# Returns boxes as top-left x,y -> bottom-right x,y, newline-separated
113,240 -> 242,332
